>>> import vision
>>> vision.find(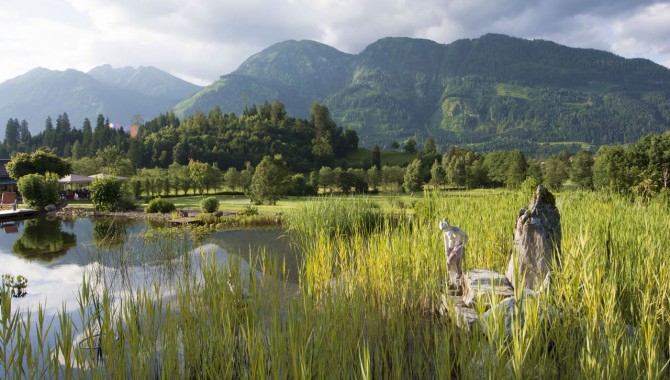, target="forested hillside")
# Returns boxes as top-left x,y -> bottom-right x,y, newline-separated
1,102 -> 358,174
3,34 -> 669,155
175,34 -> 670,153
